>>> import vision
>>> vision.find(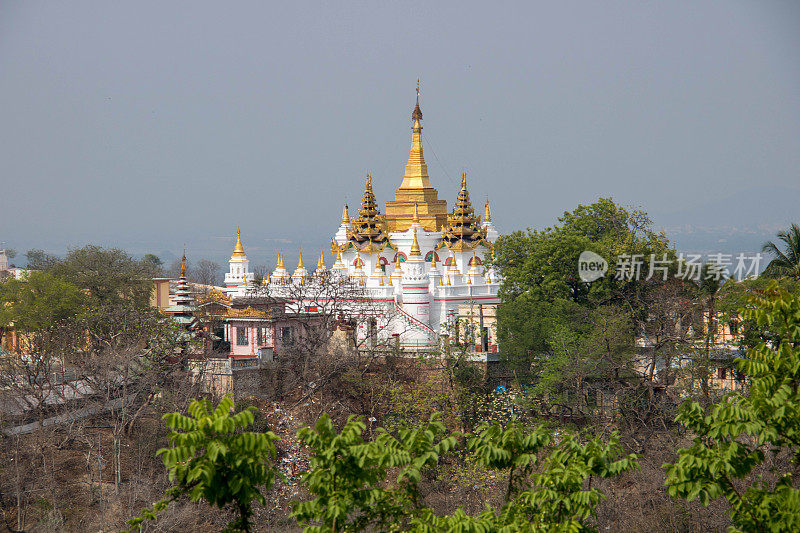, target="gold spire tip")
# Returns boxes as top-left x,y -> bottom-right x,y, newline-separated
297,251 -> 304,269
233,227 -> 246,257
410,227 -> 422,256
